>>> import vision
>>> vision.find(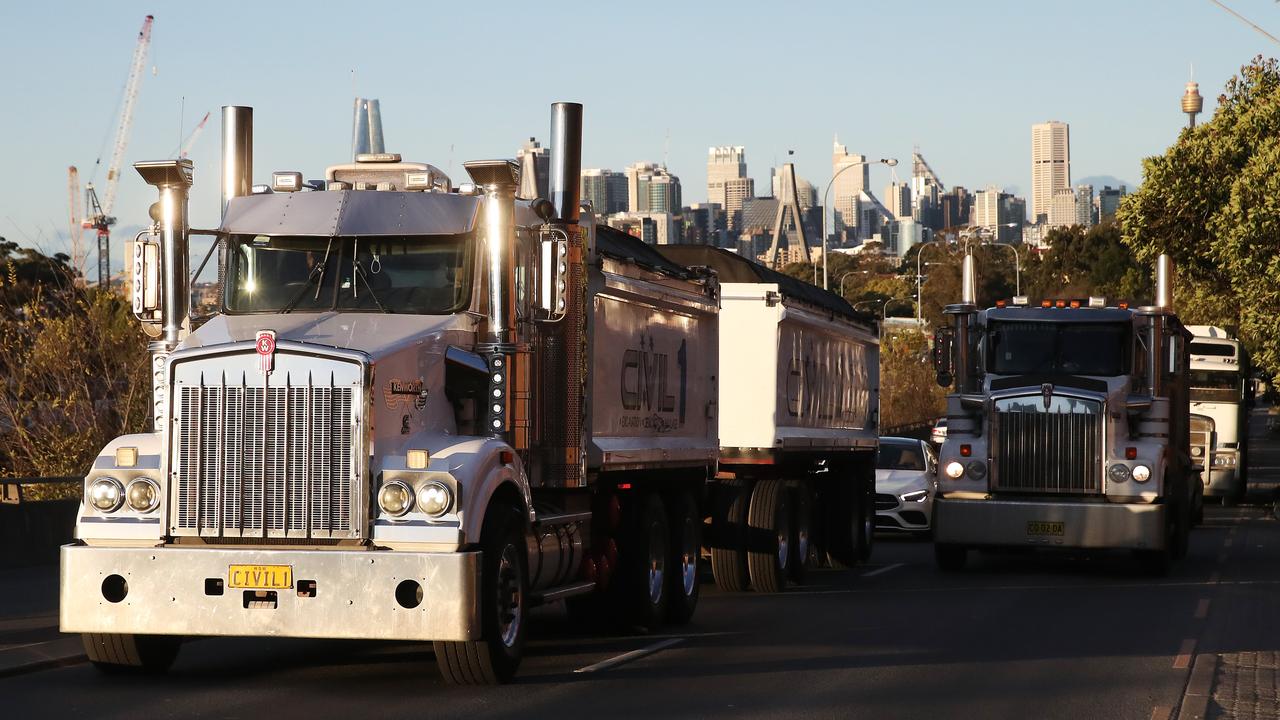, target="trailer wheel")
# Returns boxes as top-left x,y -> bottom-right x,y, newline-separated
853,477 -> 875,563
621,493 -> 670,630
934,543 -> 968,572
666,490 -> 701,625
435,504 -> 527,685
747,478 -> 791,593
788,481 -> 813,584
710,478 -> 751,592
82,633 -> 181,674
